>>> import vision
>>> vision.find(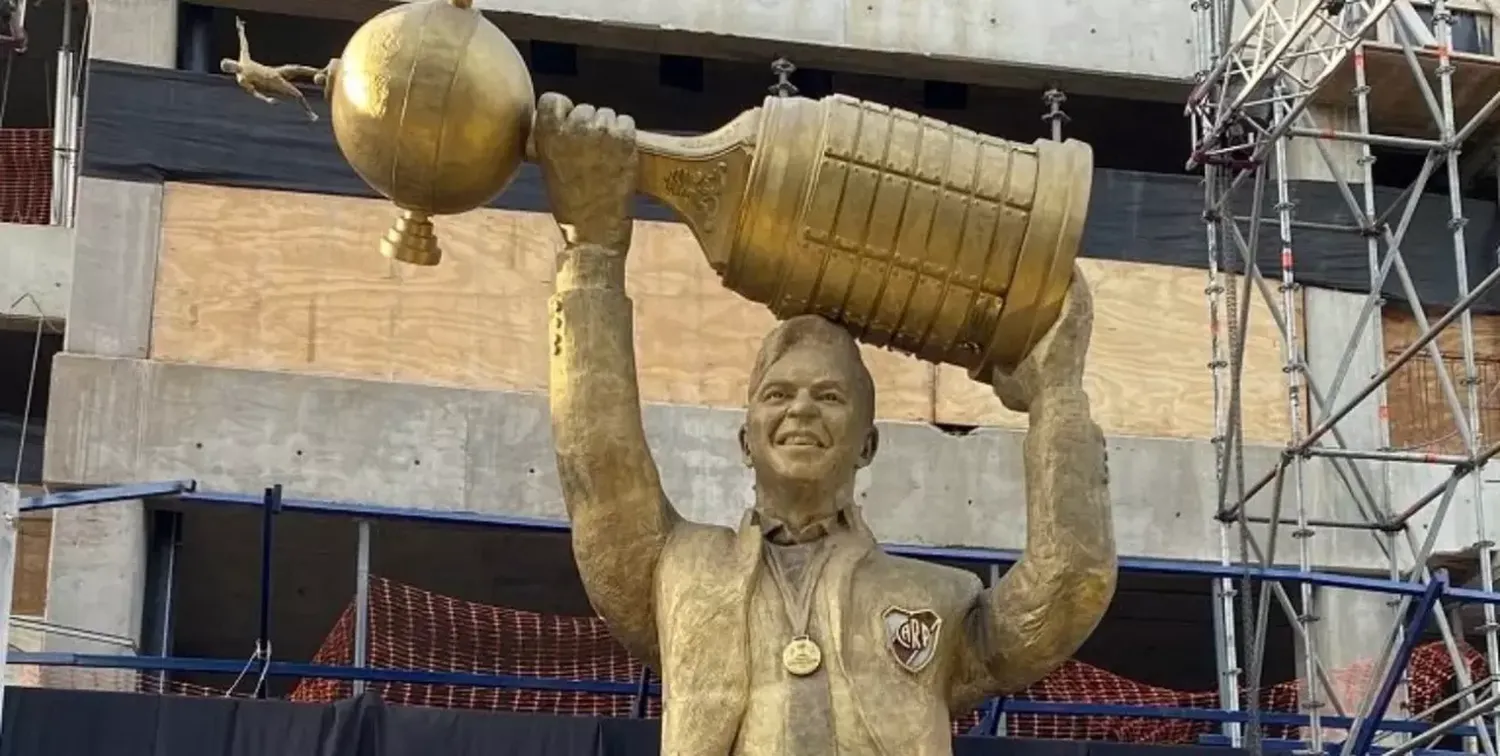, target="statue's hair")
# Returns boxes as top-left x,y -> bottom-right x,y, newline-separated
747,315 -> 875,421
